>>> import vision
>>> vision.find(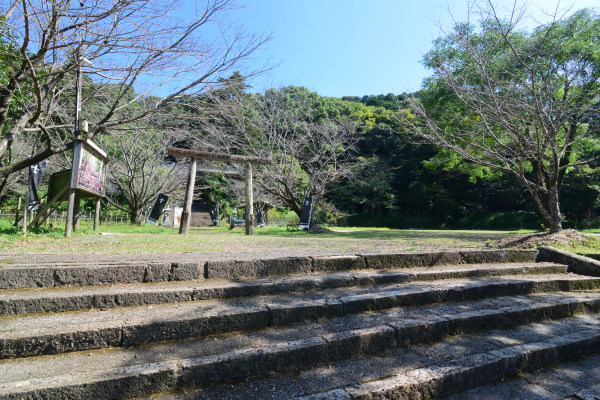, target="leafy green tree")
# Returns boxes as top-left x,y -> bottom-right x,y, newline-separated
330,157 -> 396,216
403,4 -> 600,232
194,85 -> 359,218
